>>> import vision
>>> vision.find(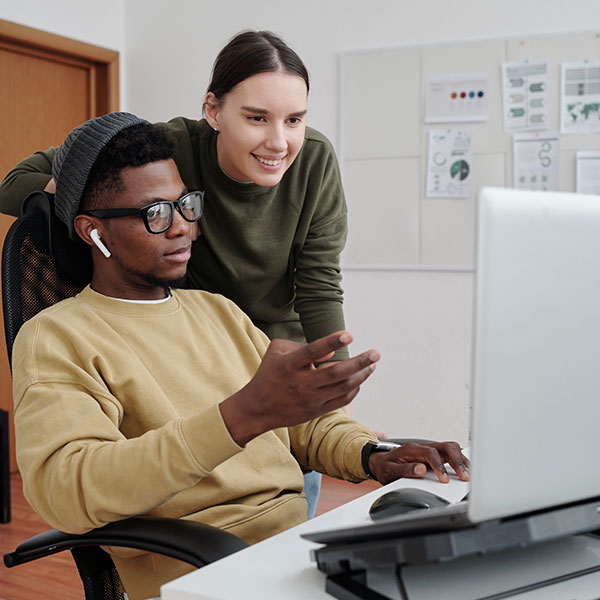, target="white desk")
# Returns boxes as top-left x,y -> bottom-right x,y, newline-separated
160,475 -> 469,599
161,474 -> 600,600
